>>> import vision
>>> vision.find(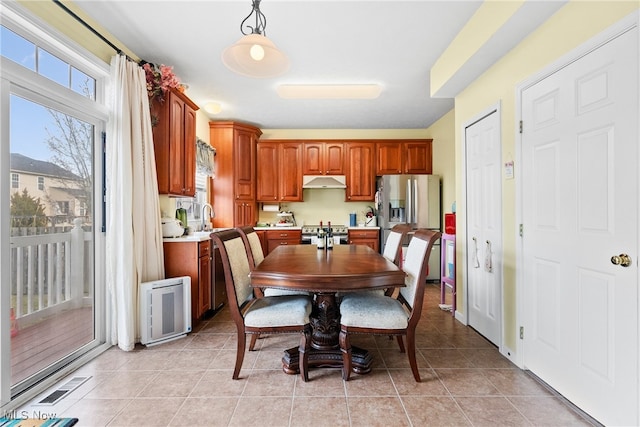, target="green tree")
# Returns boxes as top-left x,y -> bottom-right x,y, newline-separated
10,188 -> 48,227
